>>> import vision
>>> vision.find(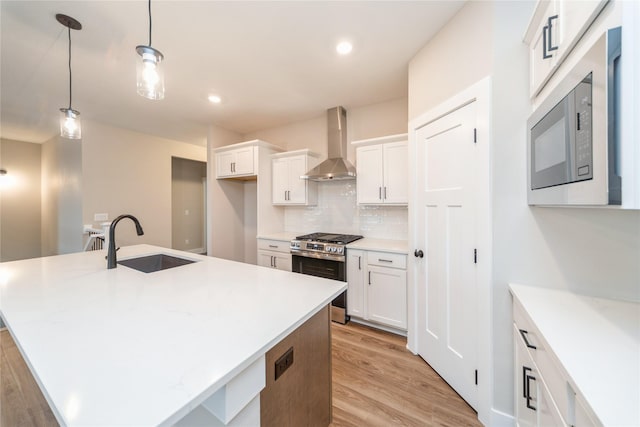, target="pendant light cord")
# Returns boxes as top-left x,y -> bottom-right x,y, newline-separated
67,26 -> 72,110
148,0 -> 152,47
